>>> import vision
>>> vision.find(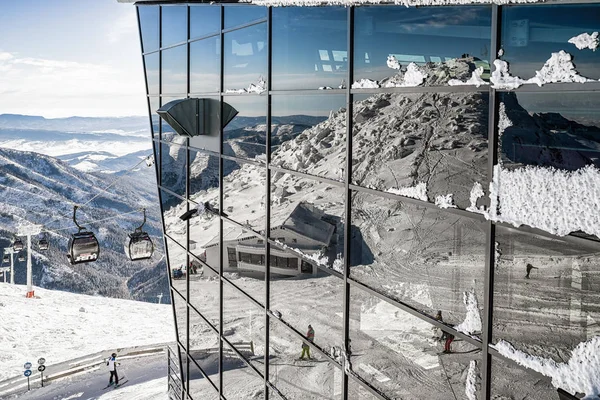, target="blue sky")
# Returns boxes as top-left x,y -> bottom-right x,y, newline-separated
0,0 -> 146,118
